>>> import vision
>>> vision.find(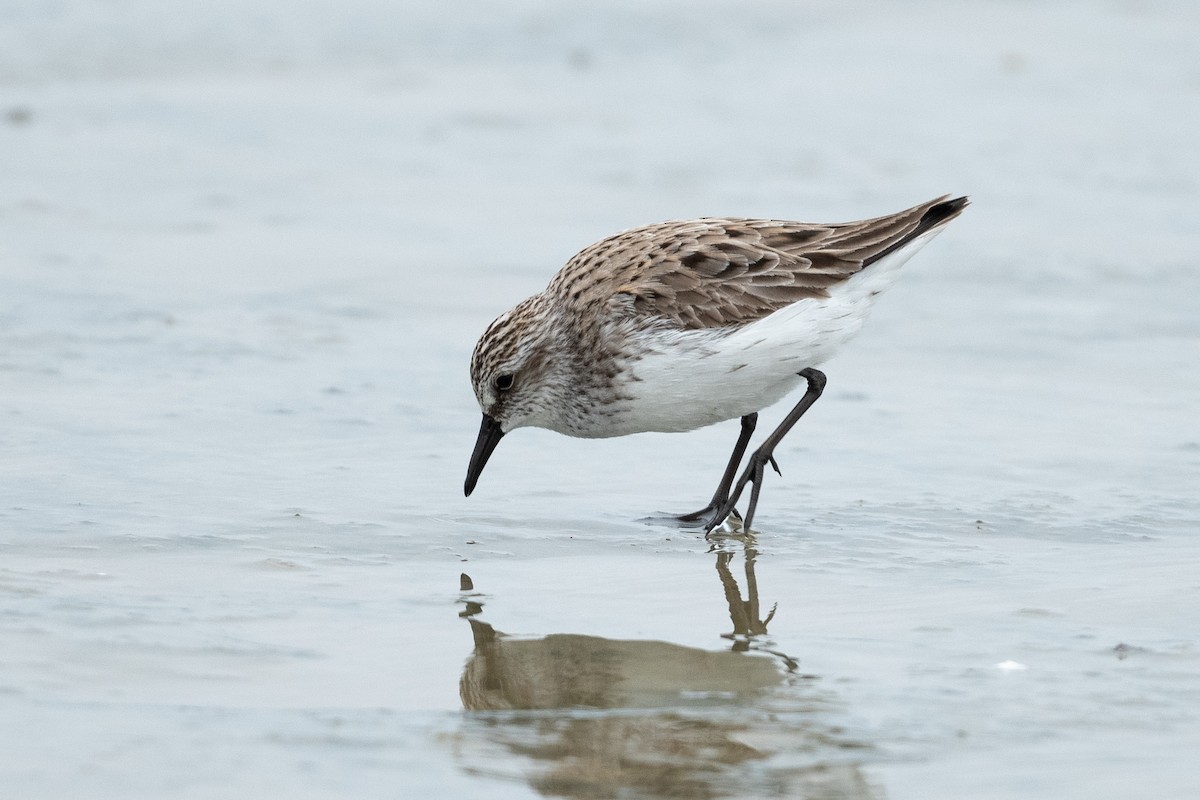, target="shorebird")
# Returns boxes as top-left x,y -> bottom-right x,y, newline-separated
465,196 -> 967,533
